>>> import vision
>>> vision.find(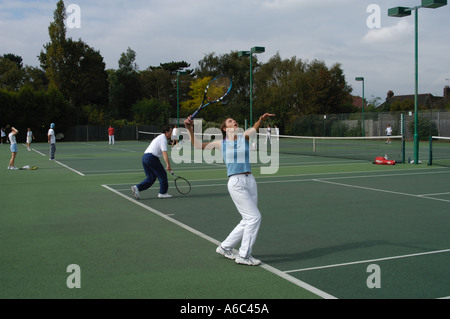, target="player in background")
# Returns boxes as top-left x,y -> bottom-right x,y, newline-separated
48,123 -> 56,160
8,126 -> 19,169
131,126 -> 174,200
108,125 -> 115,145
26,128 -> 34,151
385,123 -> 392,144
